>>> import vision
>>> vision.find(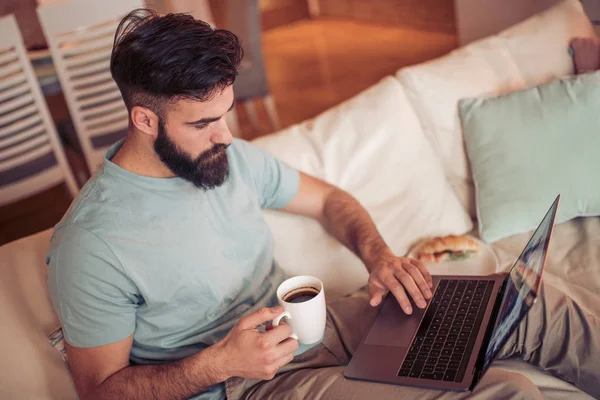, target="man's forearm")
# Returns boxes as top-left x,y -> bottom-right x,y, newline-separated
90,344 -> 225,400
319,188 -> 390,270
